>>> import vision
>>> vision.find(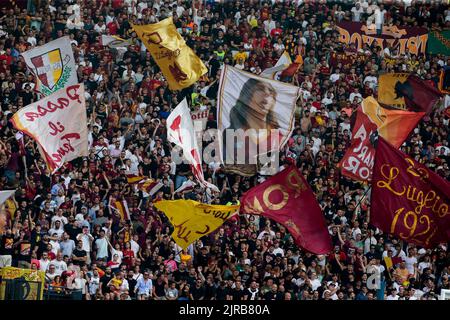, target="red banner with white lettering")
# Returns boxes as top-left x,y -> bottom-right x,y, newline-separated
338,108 -> 378,181
339,97 -> 424,181
240,165 -> 332,254
370,138 -> 450,247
